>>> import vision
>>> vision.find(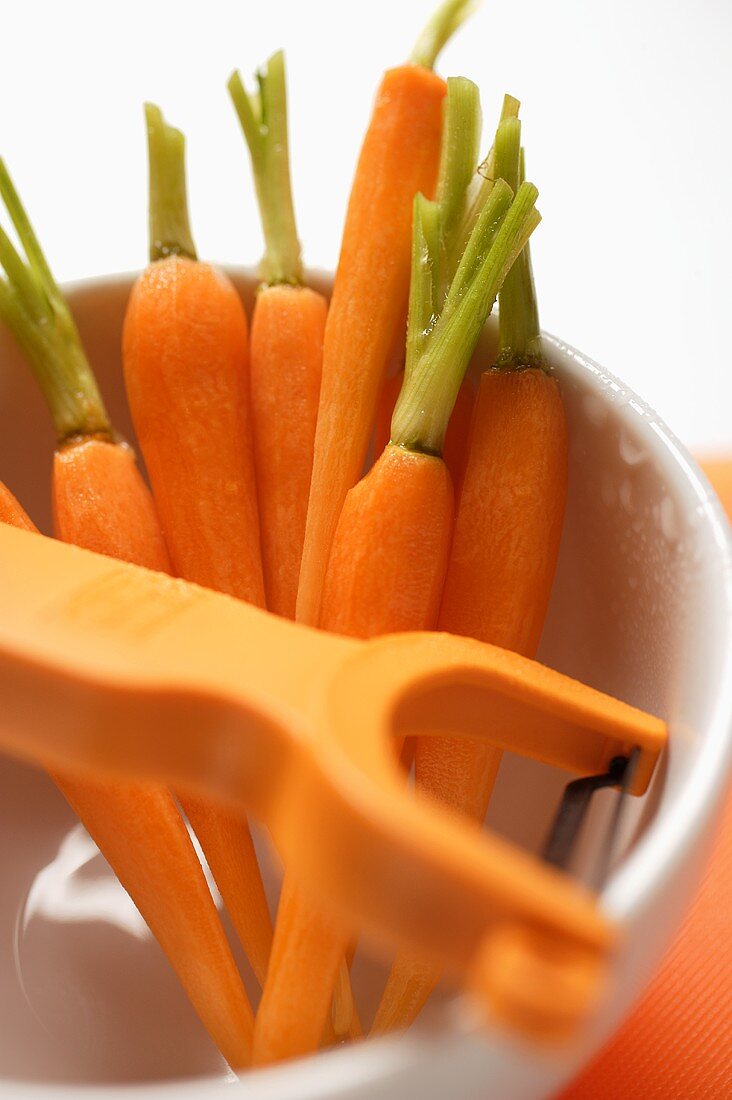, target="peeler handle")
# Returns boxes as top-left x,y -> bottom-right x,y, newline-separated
0,524 -> 666,1040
